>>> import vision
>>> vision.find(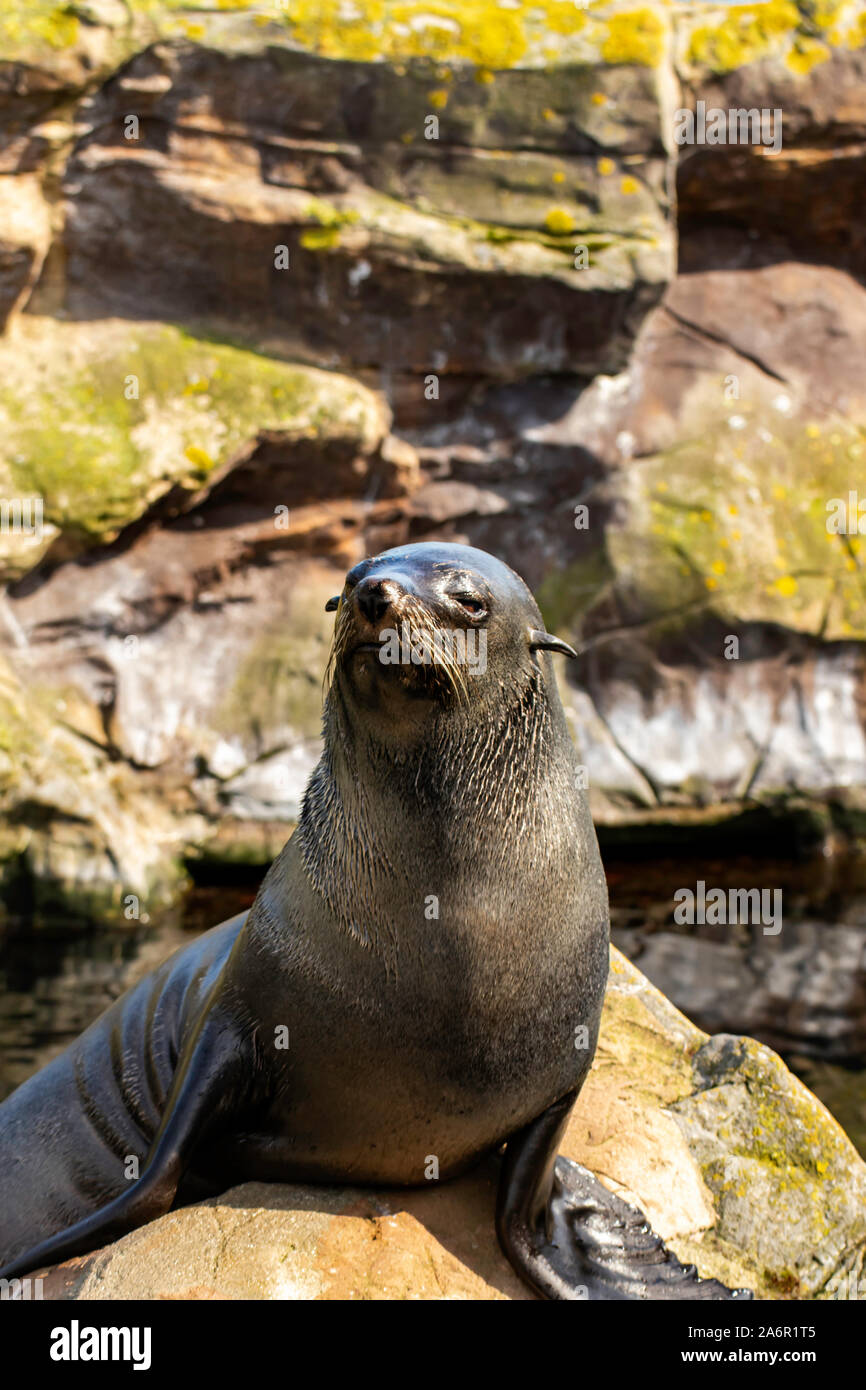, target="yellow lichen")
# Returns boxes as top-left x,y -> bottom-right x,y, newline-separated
601,8 -> 665,66
264,0 -> 651,70
300,227 -> 341,250
183,444 -> 213,469
787,36 -> 831,72
544,207 -> 576,235
773,575 -> 799,597
688,0 -> 803,73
